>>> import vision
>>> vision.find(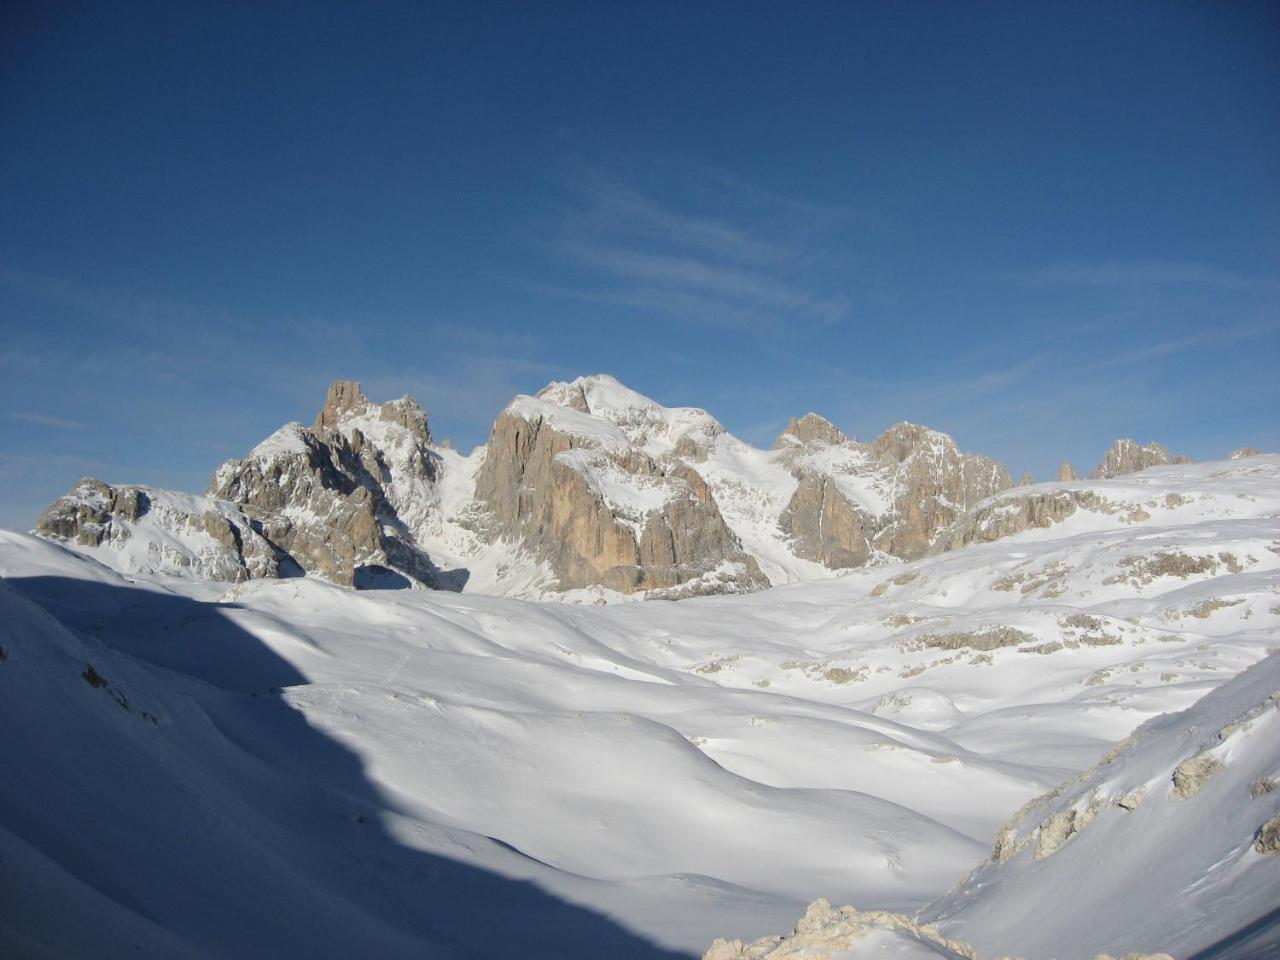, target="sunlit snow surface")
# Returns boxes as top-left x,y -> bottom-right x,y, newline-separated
2,456 -> 1278,958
